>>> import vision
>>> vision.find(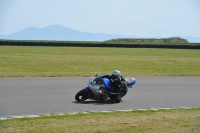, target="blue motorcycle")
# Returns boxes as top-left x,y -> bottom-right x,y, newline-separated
75,76 -> 136,103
